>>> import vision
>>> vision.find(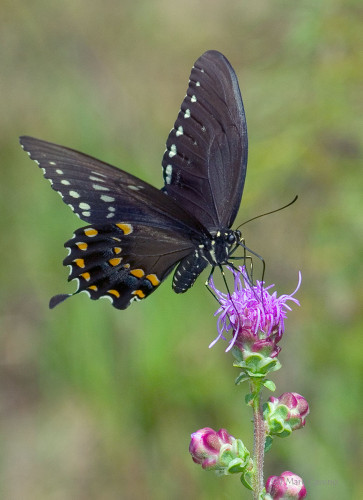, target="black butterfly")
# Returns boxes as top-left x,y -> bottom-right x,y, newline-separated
20,50 -> 248,310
